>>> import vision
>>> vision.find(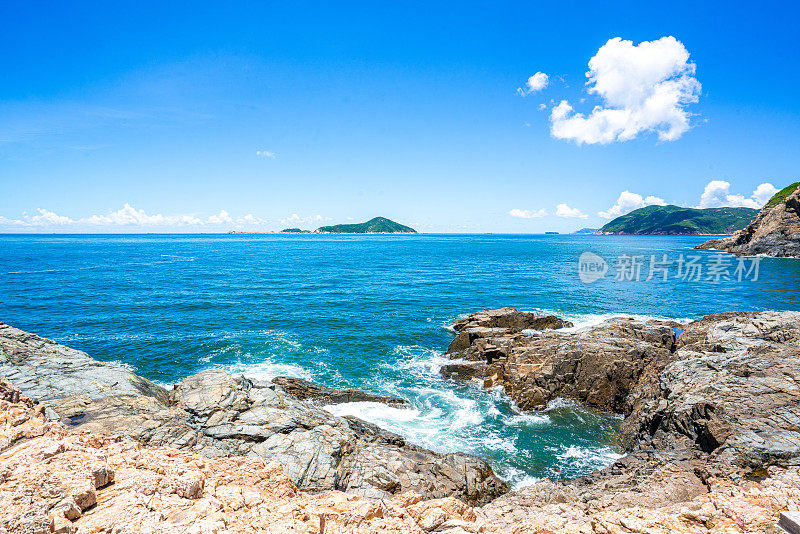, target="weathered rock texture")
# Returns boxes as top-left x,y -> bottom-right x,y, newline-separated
445,308 -> 800,475
0,322 -> 170,404
698,183 -> 800,257
3,371 -> 800,533
0,322 -> 507,505
271,376 -> 409,407
0,386 -> 484,534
